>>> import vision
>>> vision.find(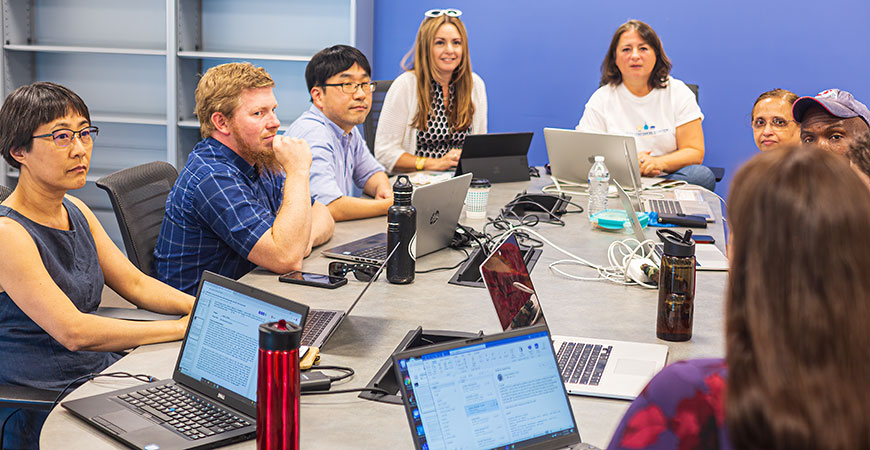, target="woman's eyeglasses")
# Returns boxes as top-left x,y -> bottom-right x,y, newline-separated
424,8 -> 462,18
328,261 -> 380,282
32,126 -> 99,148
752,117 -> 794,129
